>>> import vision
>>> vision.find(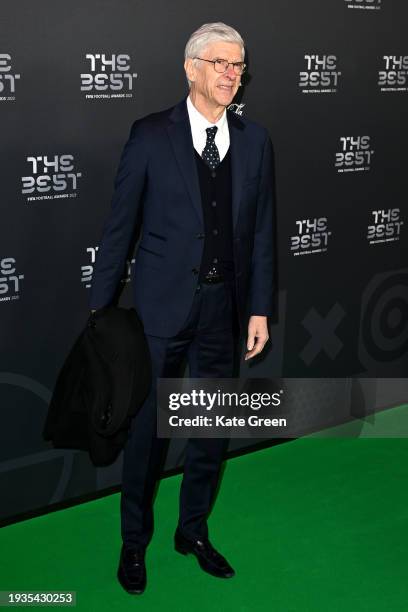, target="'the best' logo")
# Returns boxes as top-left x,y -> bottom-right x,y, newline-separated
290,218 -> 331,255
0,54 -> 20,101
378,56 -> 408,92
0,258 -> 24,302
22,155 -> 82,202
299,55 -> 341,93
344,0 -> 381,10
81,53 -> 138,99
335,136 -> 374,172
367,209 -> 404,244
